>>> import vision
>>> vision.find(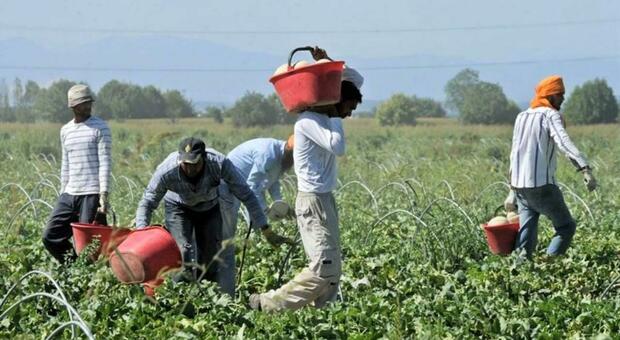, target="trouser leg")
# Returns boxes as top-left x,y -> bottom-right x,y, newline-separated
515,189 -> 540,258
43,193 -> 78,264
194,204 -> 223,284
259,192 -> 341,312
218,197 -> 240,296
539,185 -> 576,256
165,202 -> 196,282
